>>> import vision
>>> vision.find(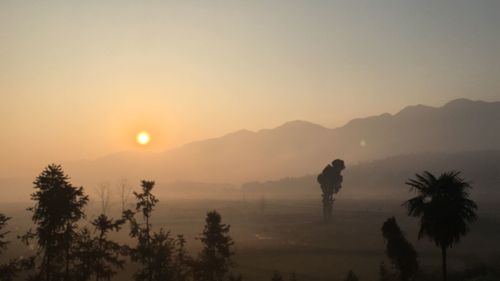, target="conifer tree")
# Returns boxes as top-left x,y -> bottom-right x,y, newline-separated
27,164 -> 88,281
194,211 -> 234,281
